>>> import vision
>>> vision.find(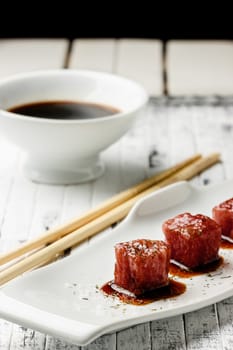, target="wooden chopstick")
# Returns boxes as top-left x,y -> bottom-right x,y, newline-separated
0,153 -> 201,266
0,153 -> 220,286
